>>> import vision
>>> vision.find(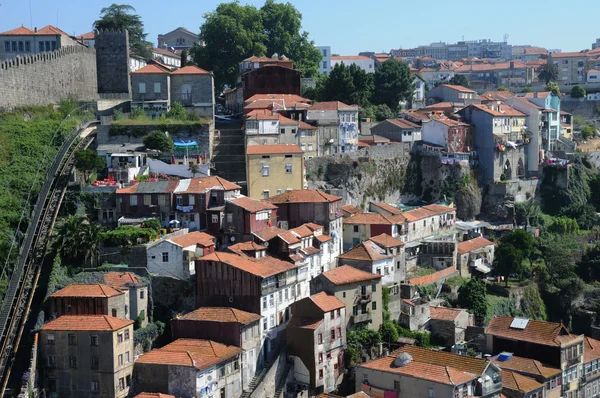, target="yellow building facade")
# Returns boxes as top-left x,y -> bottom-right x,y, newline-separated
246,144 -> 305,199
